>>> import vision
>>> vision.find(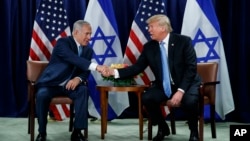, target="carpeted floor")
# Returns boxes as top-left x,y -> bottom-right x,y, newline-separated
0,117 -> 232,141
